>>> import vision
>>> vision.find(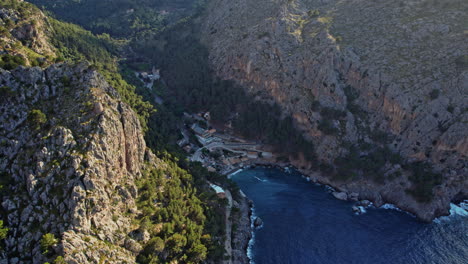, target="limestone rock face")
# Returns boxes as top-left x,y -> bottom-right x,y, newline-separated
0,63 -> 149,263
200,0 -> 467,220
